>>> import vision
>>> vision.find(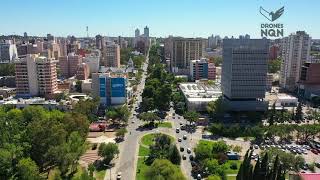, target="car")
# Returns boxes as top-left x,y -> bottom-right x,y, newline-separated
116,172 -> 122,180
190,160 -> 196,167
179,122 -> 183,125
132,121 -> 135,123
180,125 -> 186,130
254,145 -> 259,149
187,148 -> 191,154
180,147 -> 184,152
303,151 -> 308,155
182,154 -> 187,160
176,128 -> 180,133
178,138 -> 182,142
183,135 -> 187,140
311,149 -> 319,154
189,155 -> 194,161
197,174 -> 202,180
